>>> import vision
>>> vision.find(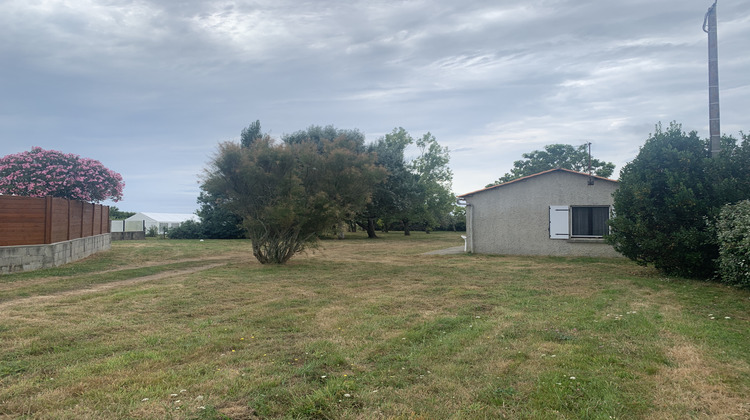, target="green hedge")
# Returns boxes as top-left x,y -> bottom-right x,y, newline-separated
716,200 -> 750,287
